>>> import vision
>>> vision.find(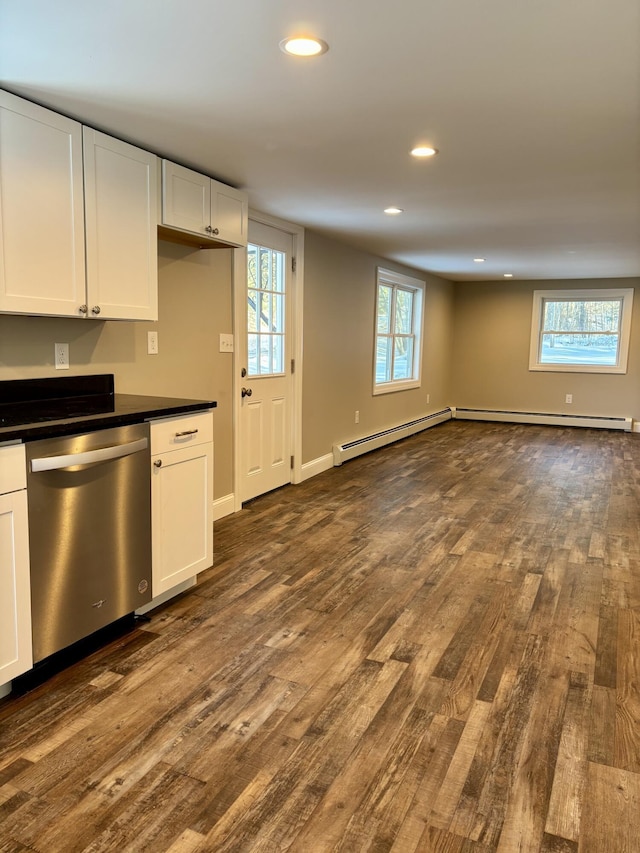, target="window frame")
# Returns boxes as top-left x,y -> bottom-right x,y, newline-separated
528,287 -> 634,374
373,268 -> 425,395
